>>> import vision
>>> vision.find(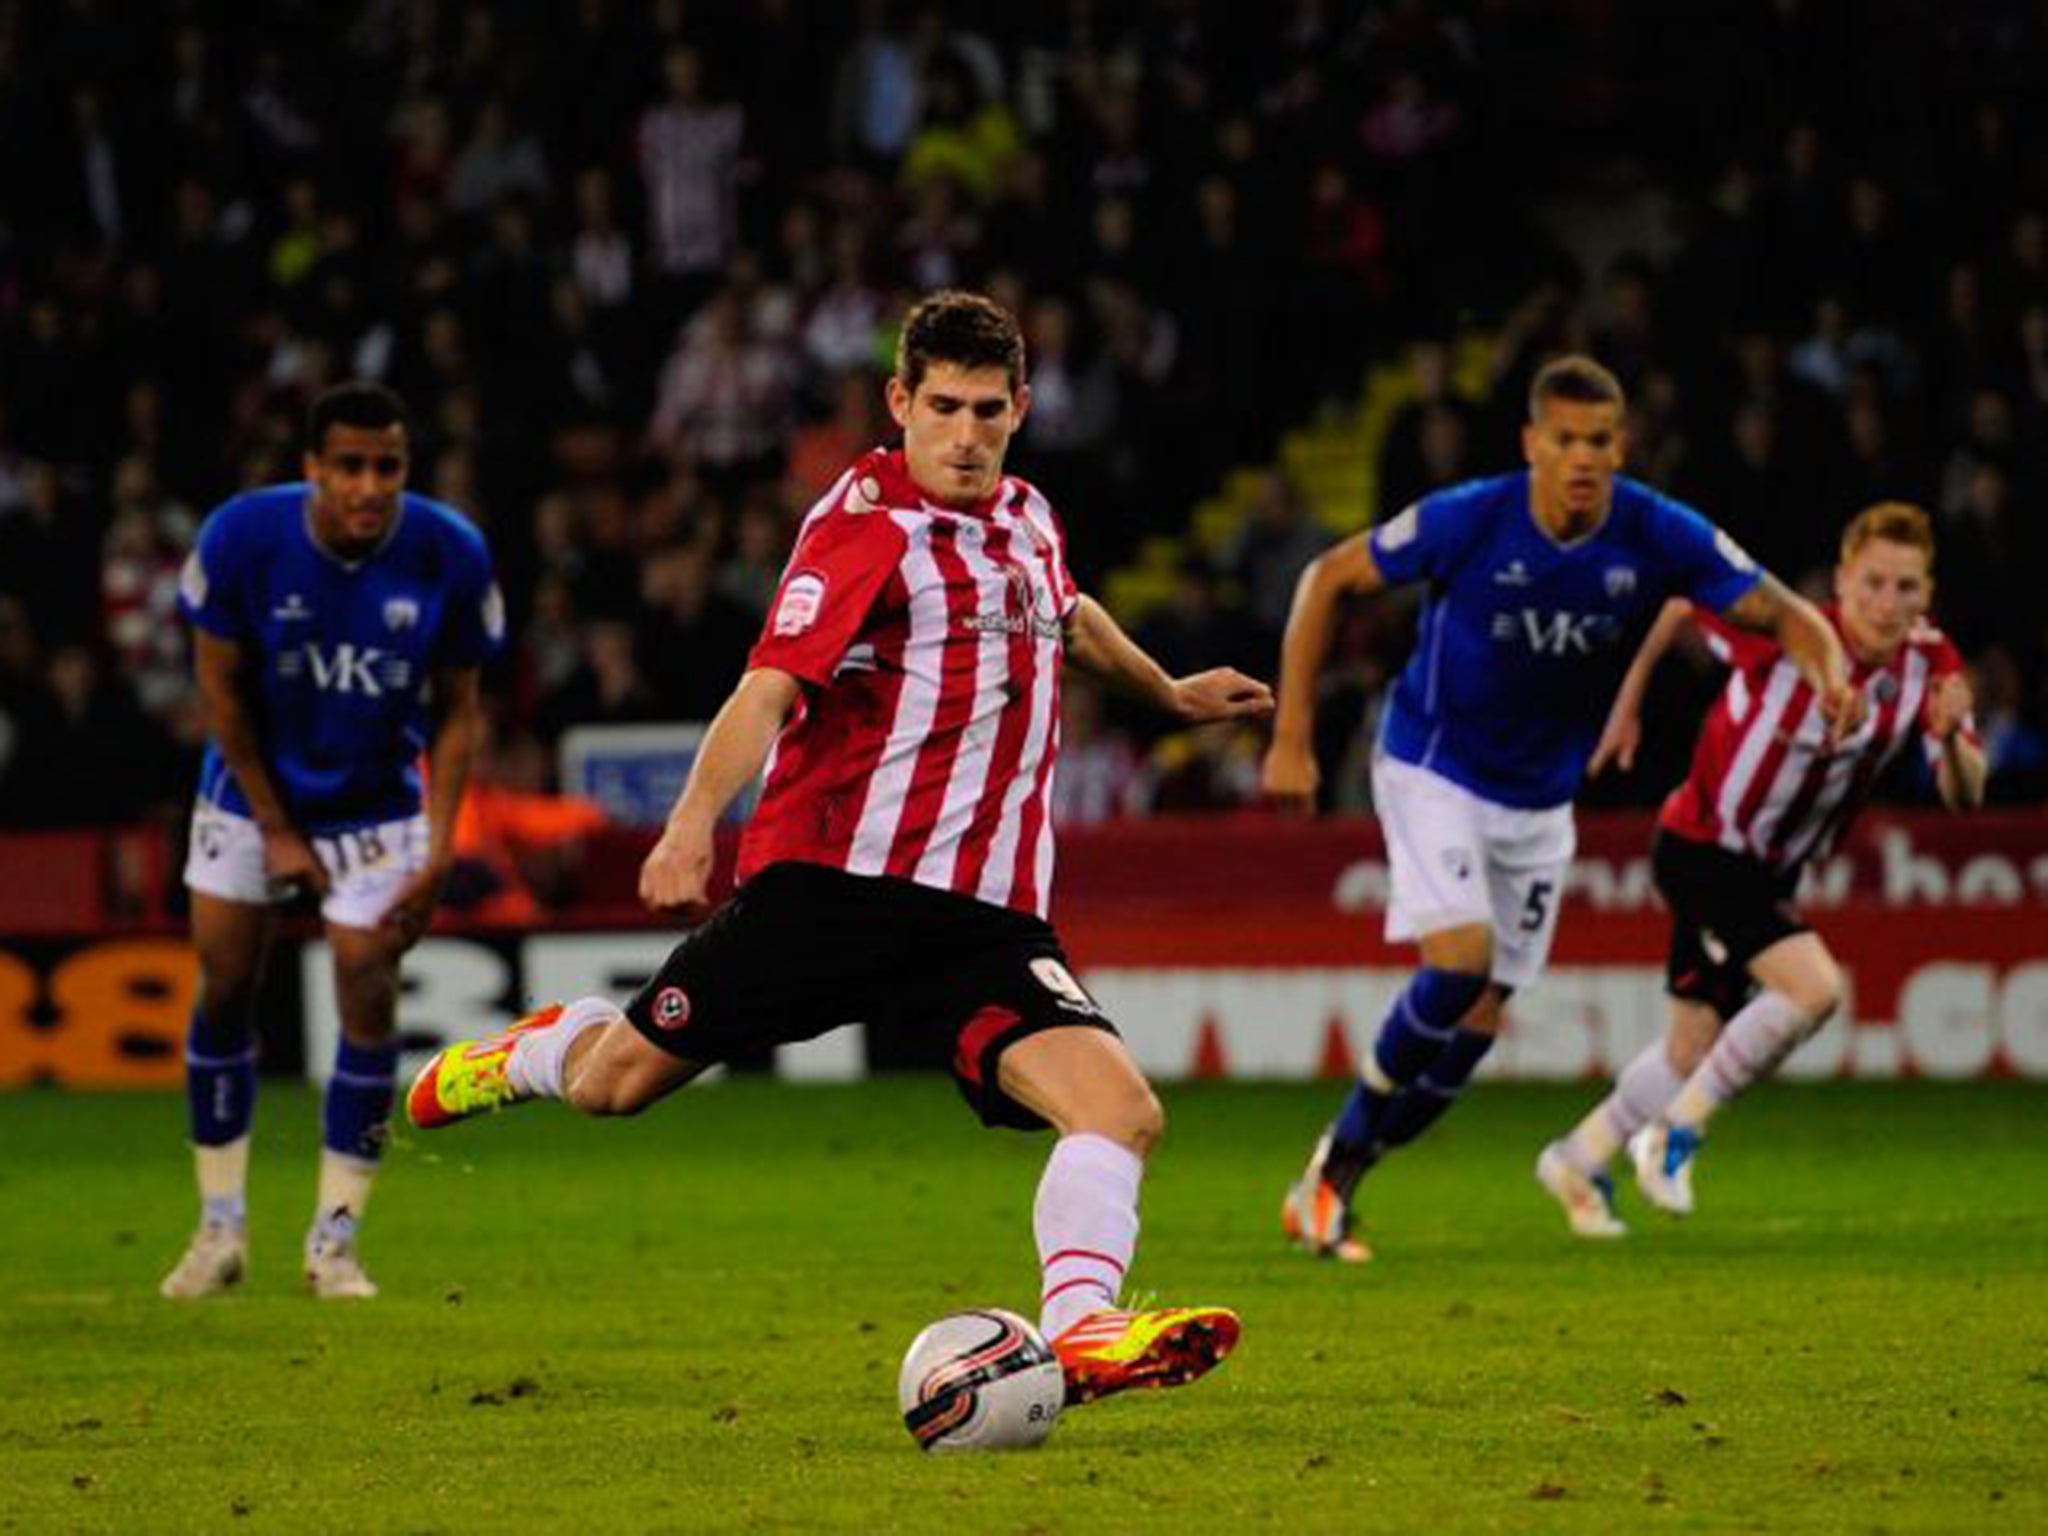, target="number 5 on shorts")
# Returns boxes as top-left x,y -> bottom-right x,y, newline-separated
1518,879 -> 1554,933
